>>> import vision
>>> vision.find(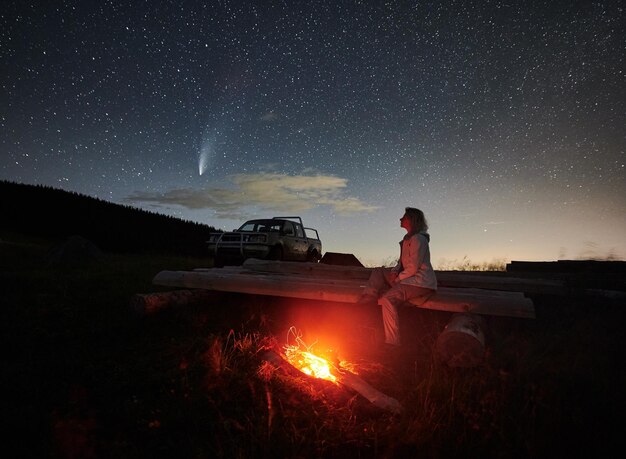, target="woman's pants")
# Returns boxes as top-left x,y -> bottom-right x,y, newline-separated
362,267 -> 435,346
